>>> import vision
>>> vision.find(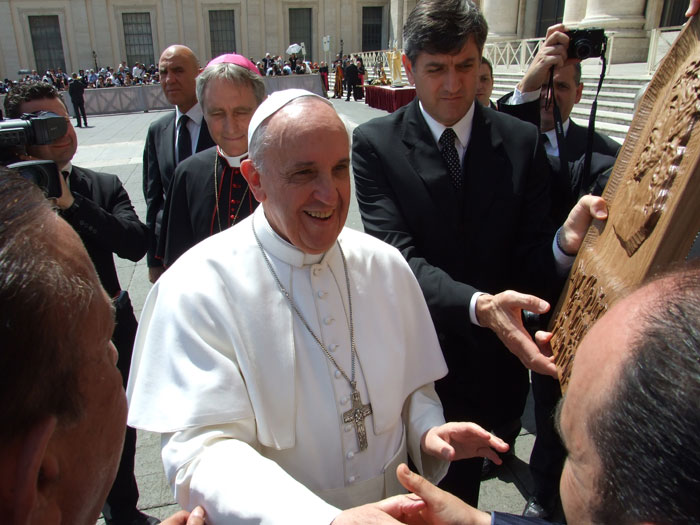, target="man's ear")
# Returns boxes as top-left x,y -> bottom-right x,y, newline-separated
240,159 -> 266,203
575,82 -> 583,104
402,54 -> 415,85
0,417 -> 58,524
